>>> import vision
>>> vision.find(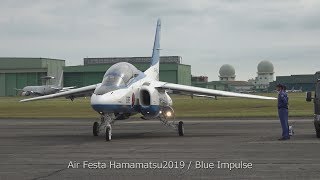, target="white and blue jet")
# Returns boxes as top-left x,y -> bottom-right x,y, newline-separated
21,19 -> 276,141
